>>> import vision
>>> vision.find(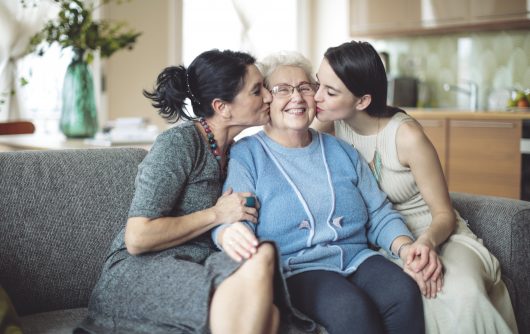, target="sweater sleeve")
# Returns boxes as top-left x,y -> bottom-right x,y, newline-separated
354,155 -> 414,253
128,129 -> 192,218
211,145 -> 257,249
